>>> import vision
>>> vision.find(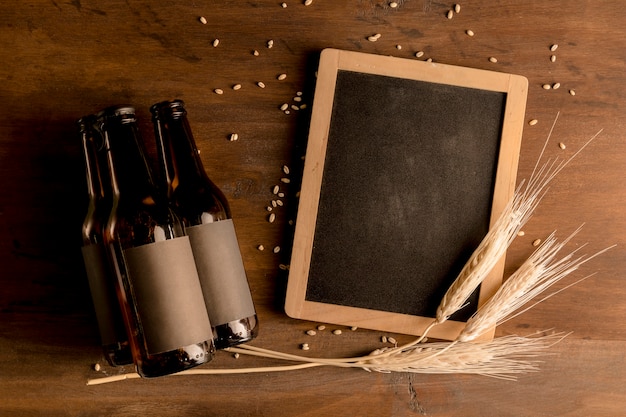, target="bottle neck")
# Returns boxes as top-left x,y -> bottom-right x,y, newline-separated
102,109 -> 159,207
79,116 -> 110,245
152,104 -> 211,191
100,107 -> 184,246
151,101 -> 231,222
